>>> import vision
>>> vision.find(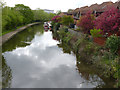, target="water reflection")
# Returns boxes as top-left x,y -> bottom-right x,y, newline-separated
53,31 -> 115,88
2,25 -> 113,88
3,31 -> 80,88
76,60 -> 115,88
76,61 -> 105,88
2,56 -> 12,88
2,25 -> 44,53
